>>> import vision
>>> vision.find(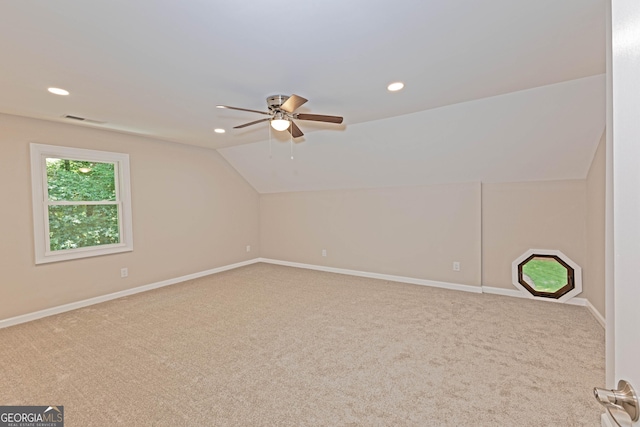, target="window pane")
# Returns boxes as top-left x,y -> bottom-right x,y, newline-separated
46,158 -> 116,201
48,204 -> 120,251
521,257 -> 568,292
